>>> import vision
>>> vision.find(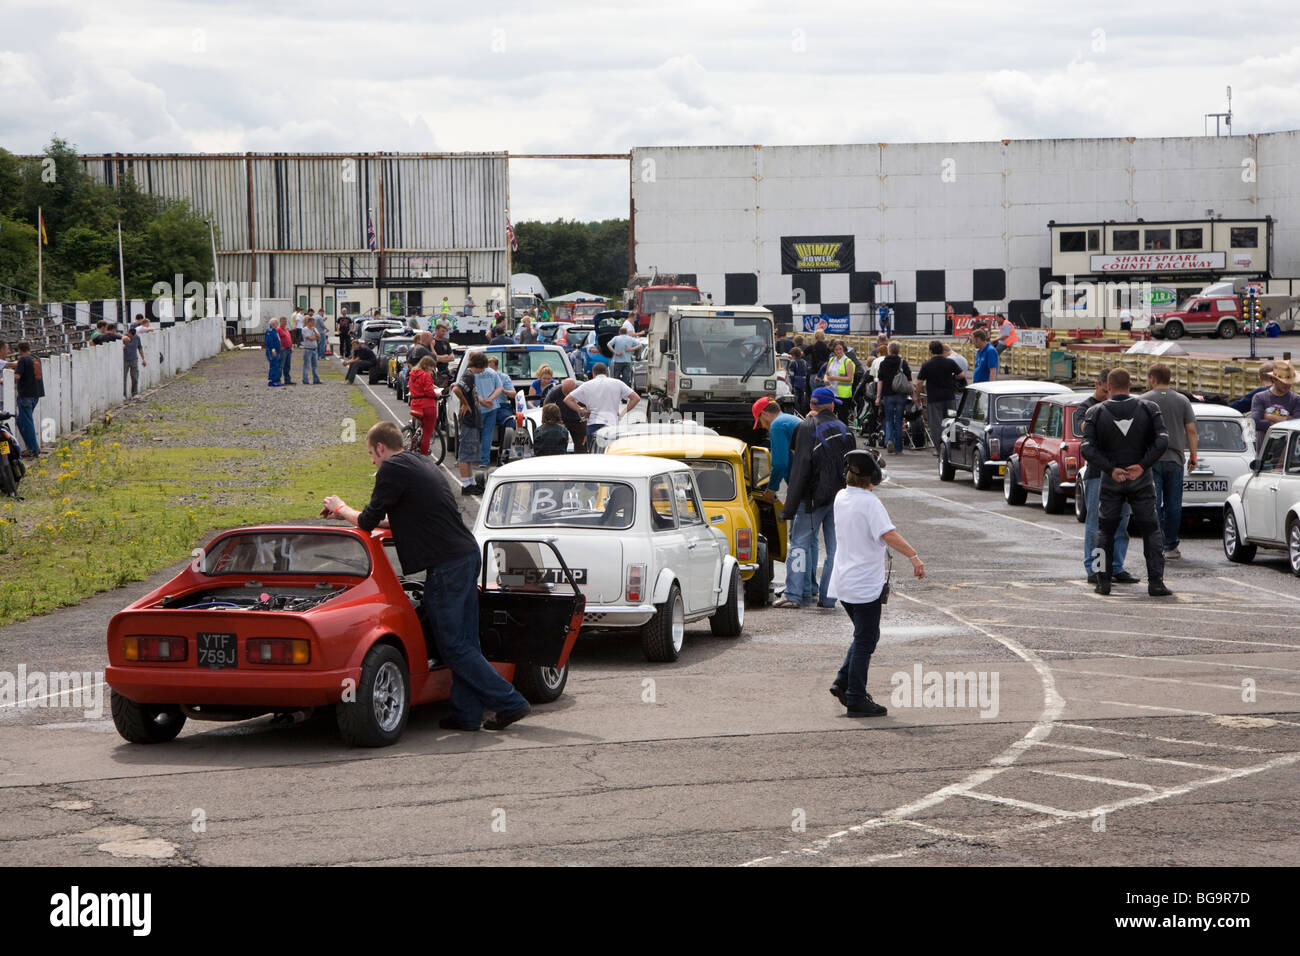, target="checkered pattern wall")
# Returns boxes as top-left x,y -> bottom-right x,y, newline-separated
705,268 -> 1039,335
